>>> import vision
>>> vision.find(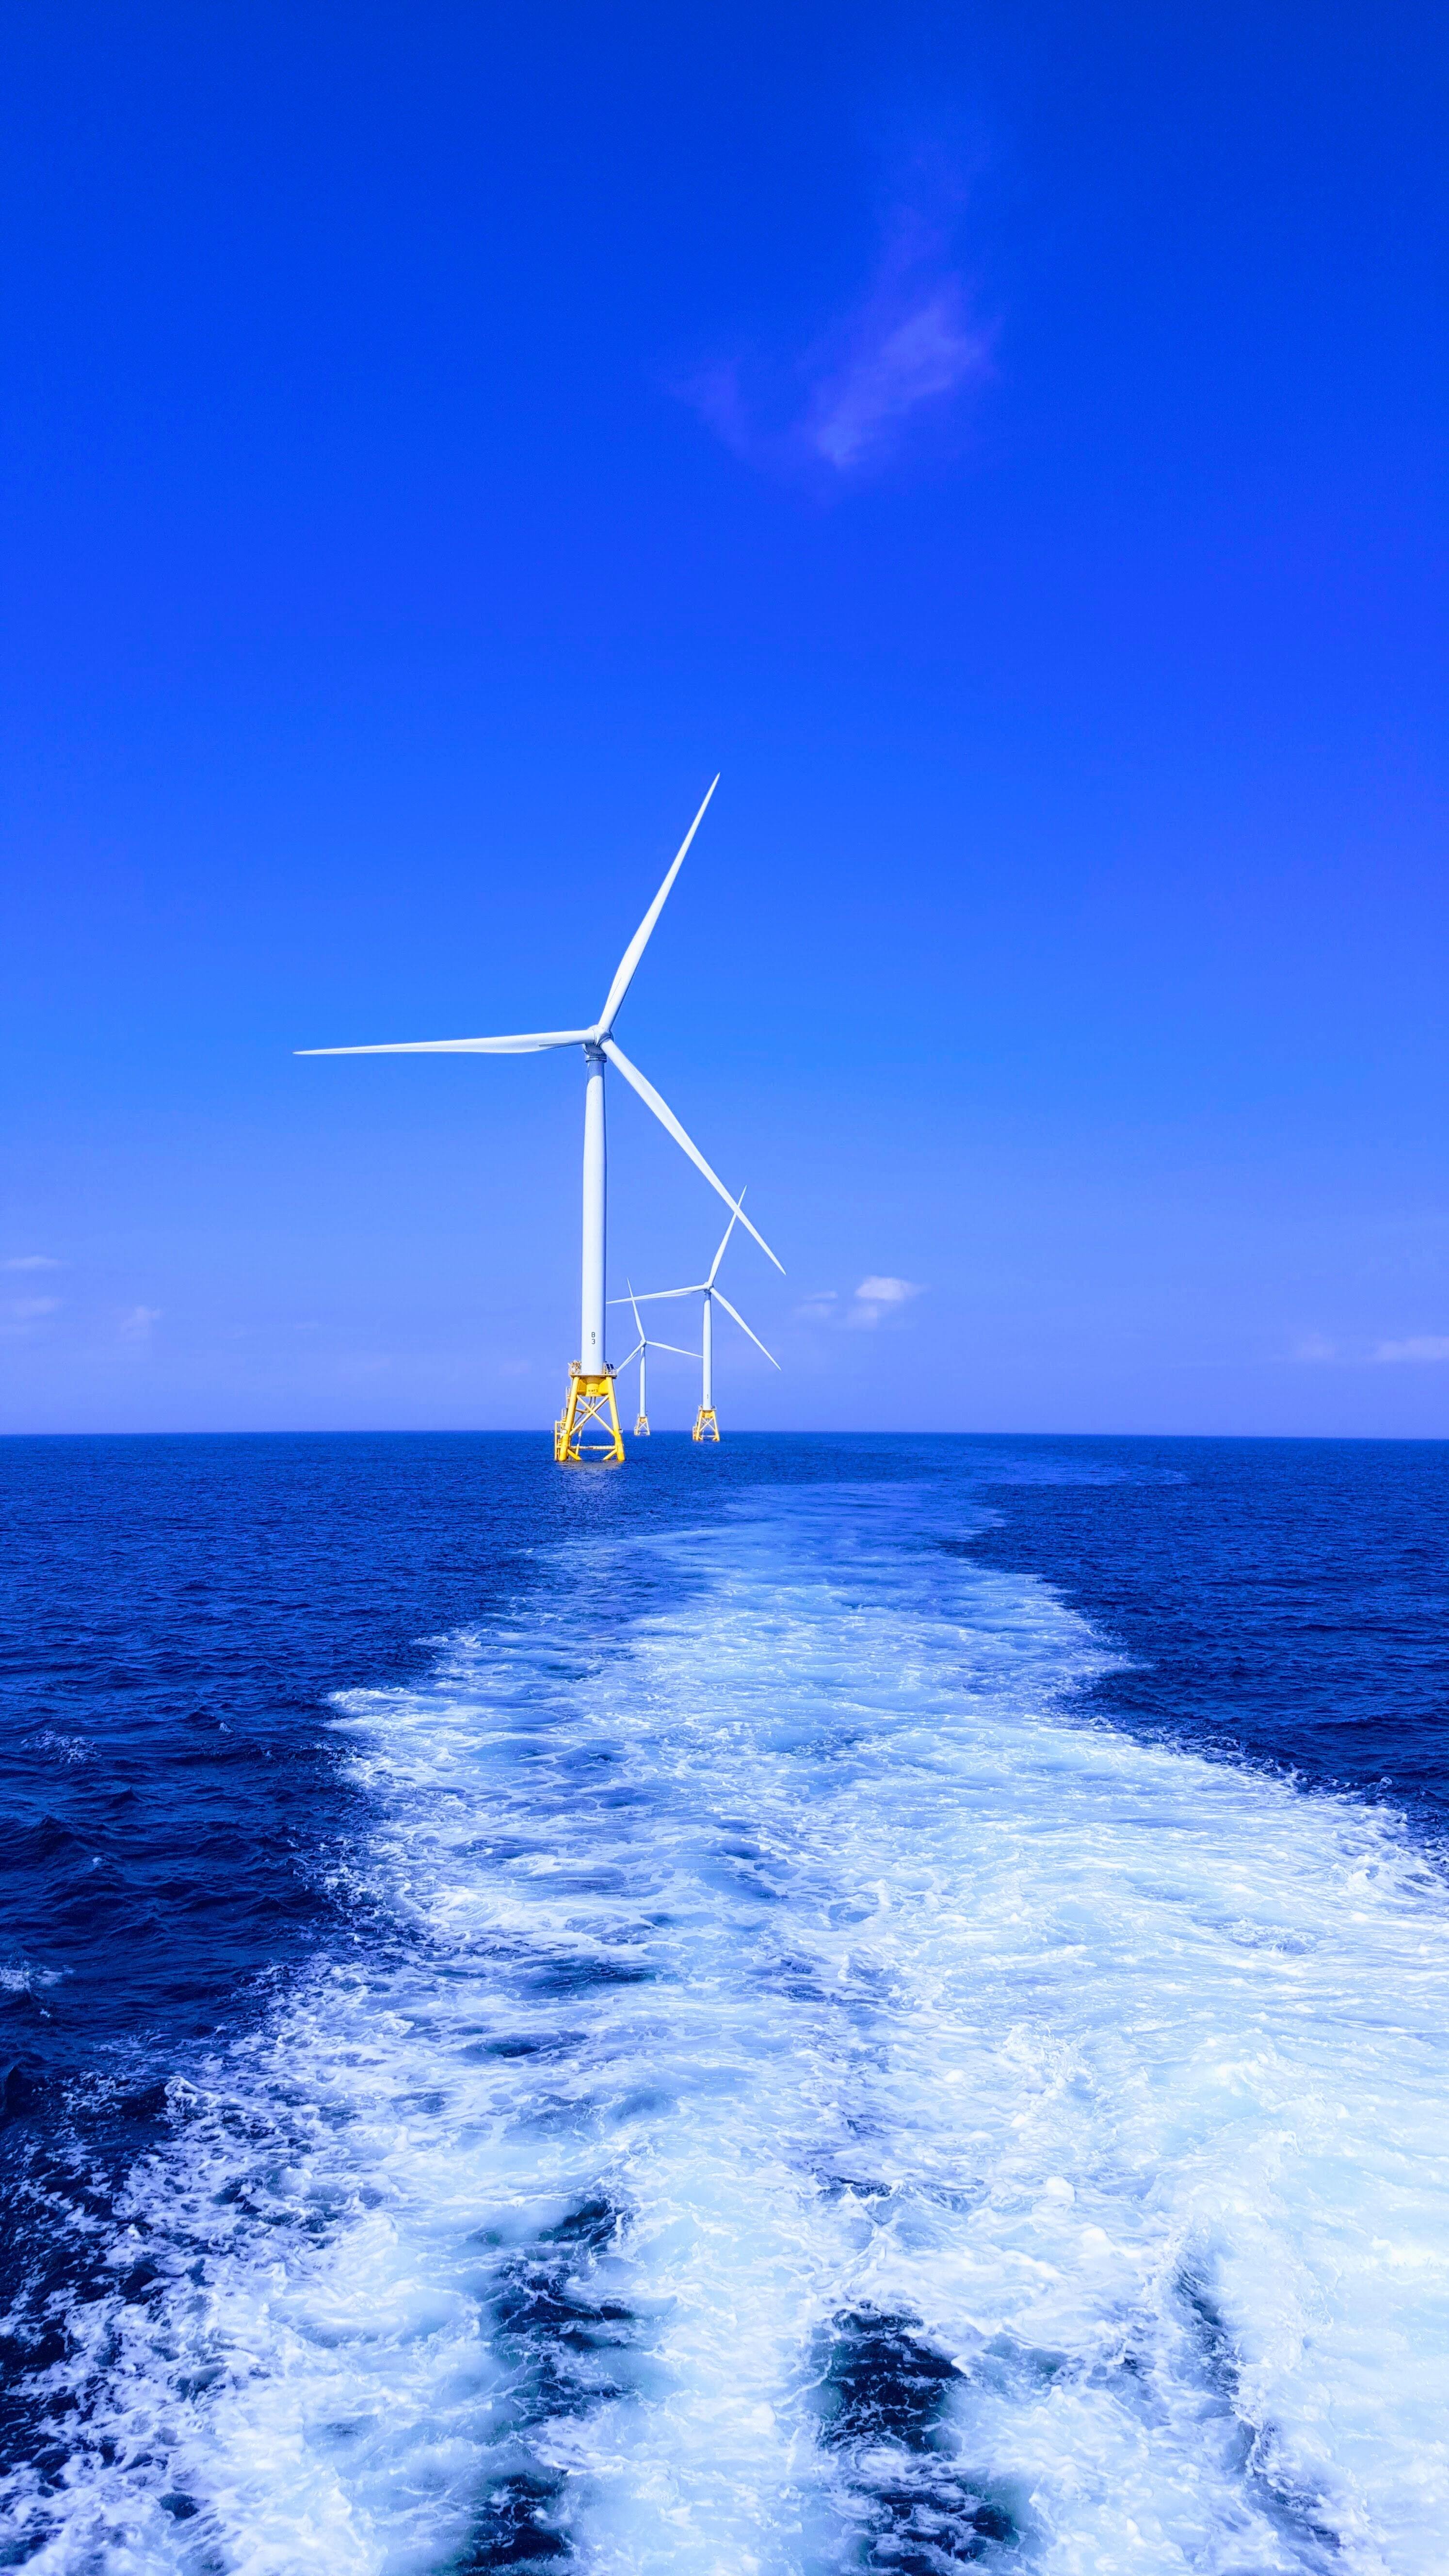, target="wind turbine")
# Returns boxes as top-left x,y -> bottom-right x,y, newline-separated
619,1191 -> 779,1443
297,780 -> 782,1465
619,1284 -> 698,1437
